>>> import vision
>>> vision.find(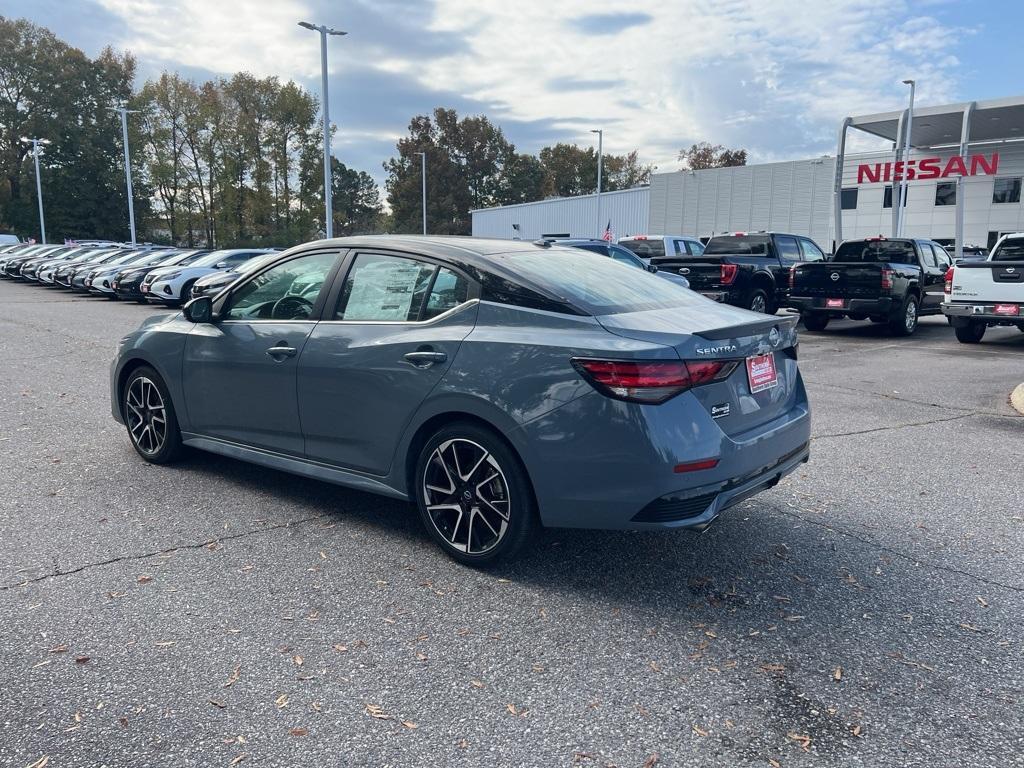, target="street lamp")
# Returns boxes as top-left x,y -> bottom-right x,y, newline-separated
897,79 -> 915,237
591,129 -> 603,239
20,137 -> 51,244
415,151 -> 427,235
108,104 -> 139,245
299,20 -> 347,239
